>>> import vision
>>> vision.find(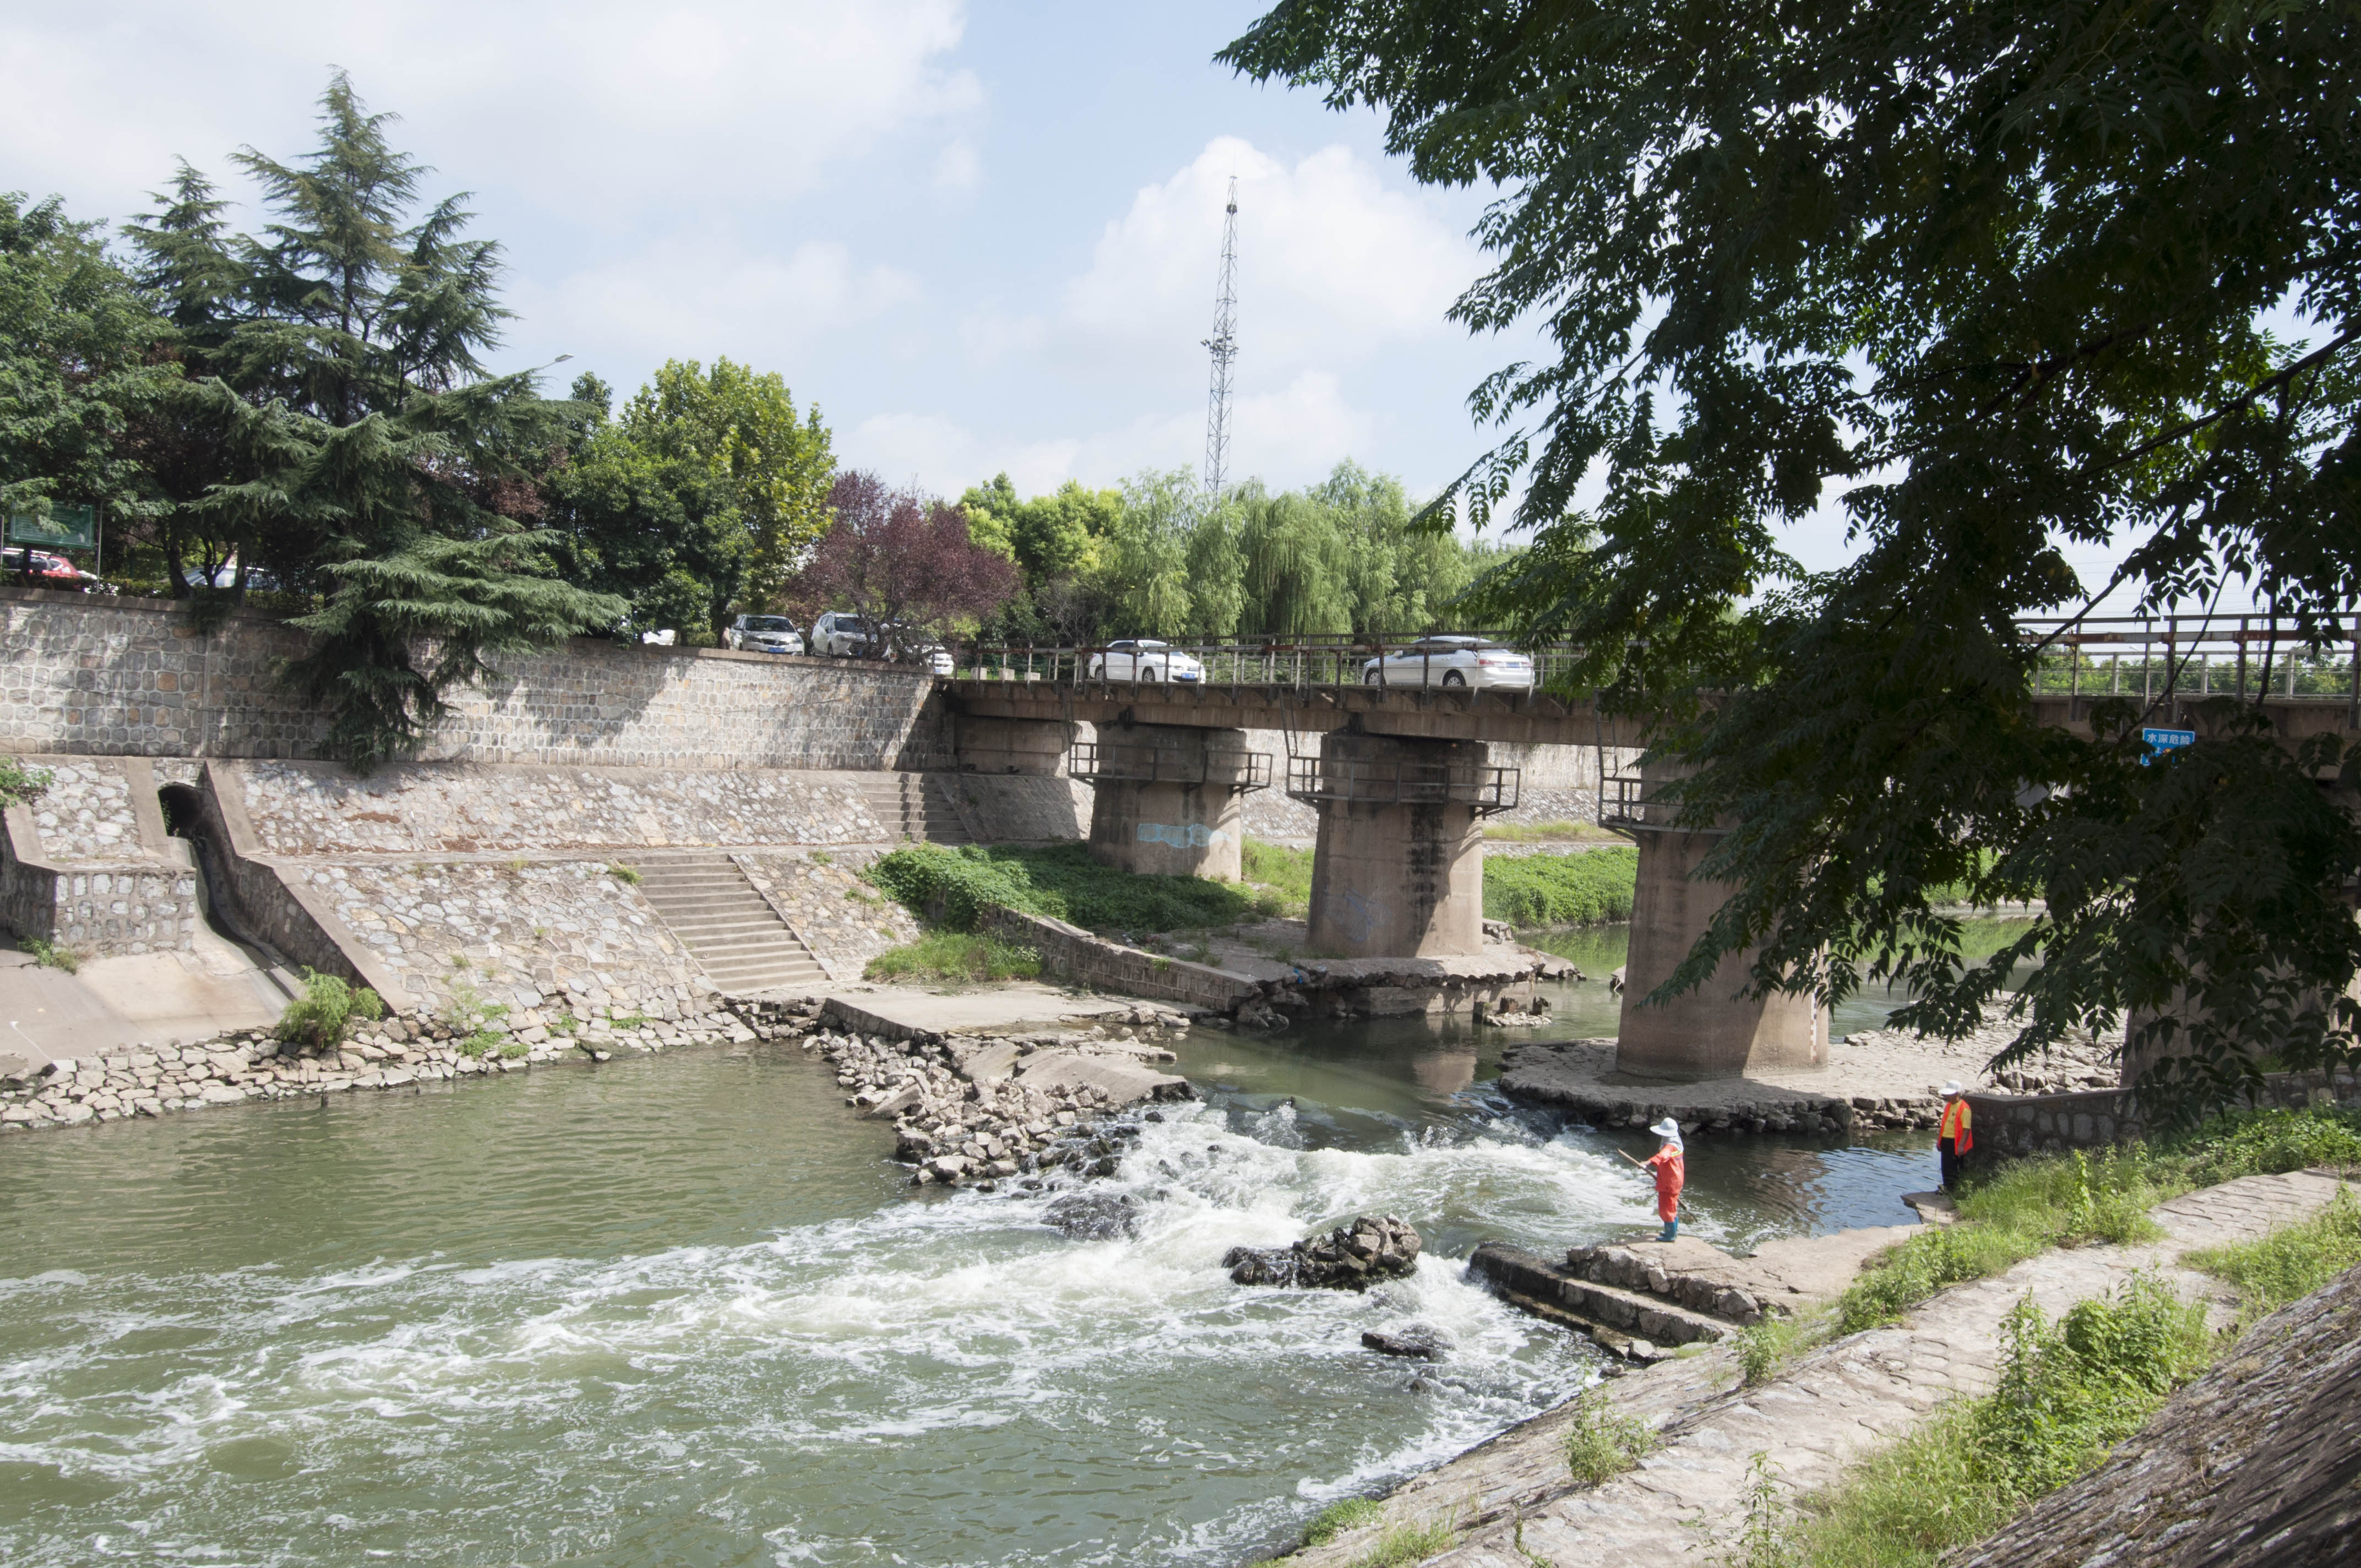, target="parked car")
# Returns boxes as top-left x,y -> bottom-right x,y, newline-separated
809,611 -> 882,658
1087,639 -> 1204,682
178,561 -> 282,592
1360,636 -> 1535,690
724,614 -> 804,655
6,548 -> 94,586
